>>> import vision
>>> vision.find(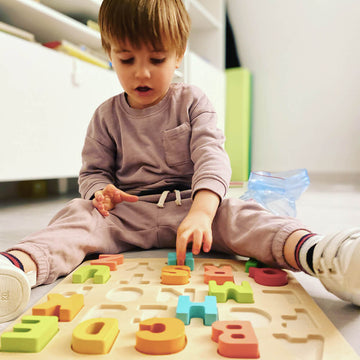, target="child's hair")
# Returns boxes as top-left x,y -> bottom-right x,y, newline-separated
99,0 -> 191,57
